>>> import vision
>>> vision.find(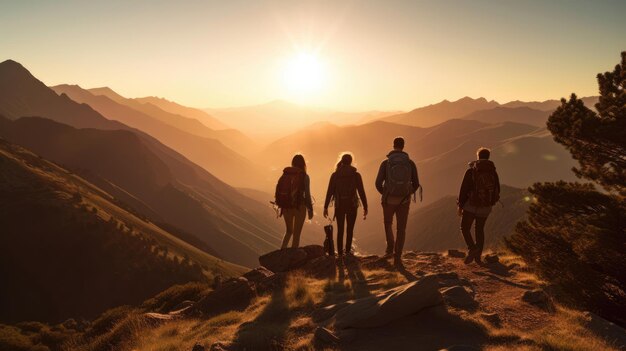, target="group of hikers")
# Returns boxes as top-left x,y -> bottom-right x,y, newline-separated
274,137 -> 501,268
